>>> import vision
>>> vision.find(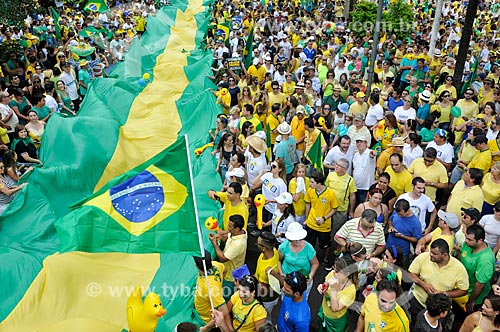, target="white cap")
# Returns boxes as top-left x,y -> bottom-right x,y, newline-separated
276,192 -> 293,204
226,168 -> 245,178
